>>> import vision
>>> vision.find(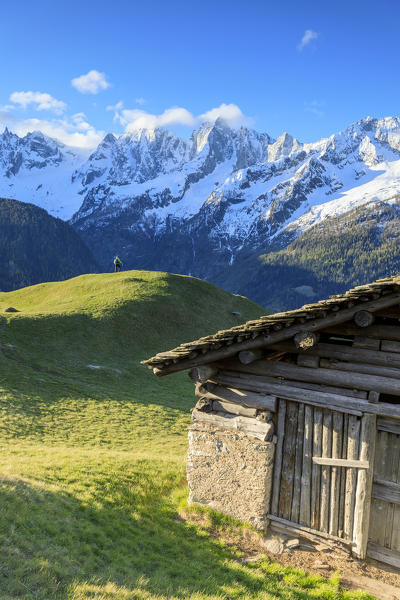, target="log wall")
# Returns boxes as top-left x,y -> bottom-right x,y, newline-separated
189,311 -> 400,563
